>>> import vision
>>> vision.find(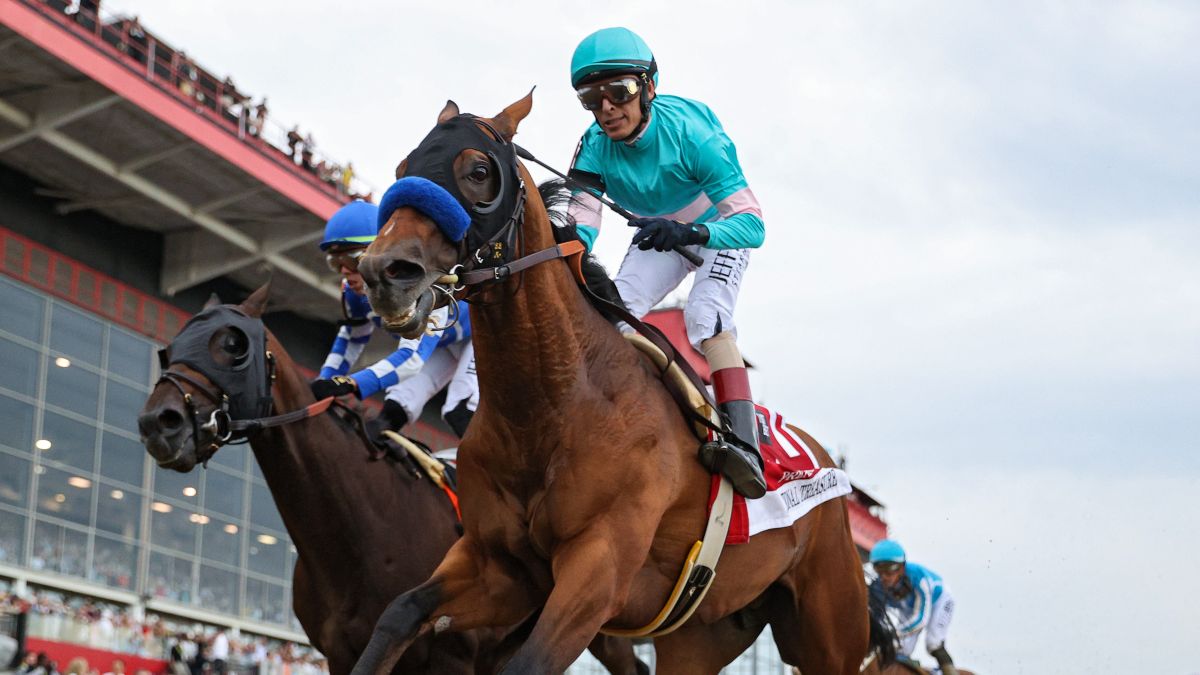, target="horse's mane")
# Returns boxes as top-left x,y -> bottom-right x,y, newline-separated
866,581 -> 899,666
537,179 -> 627,325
